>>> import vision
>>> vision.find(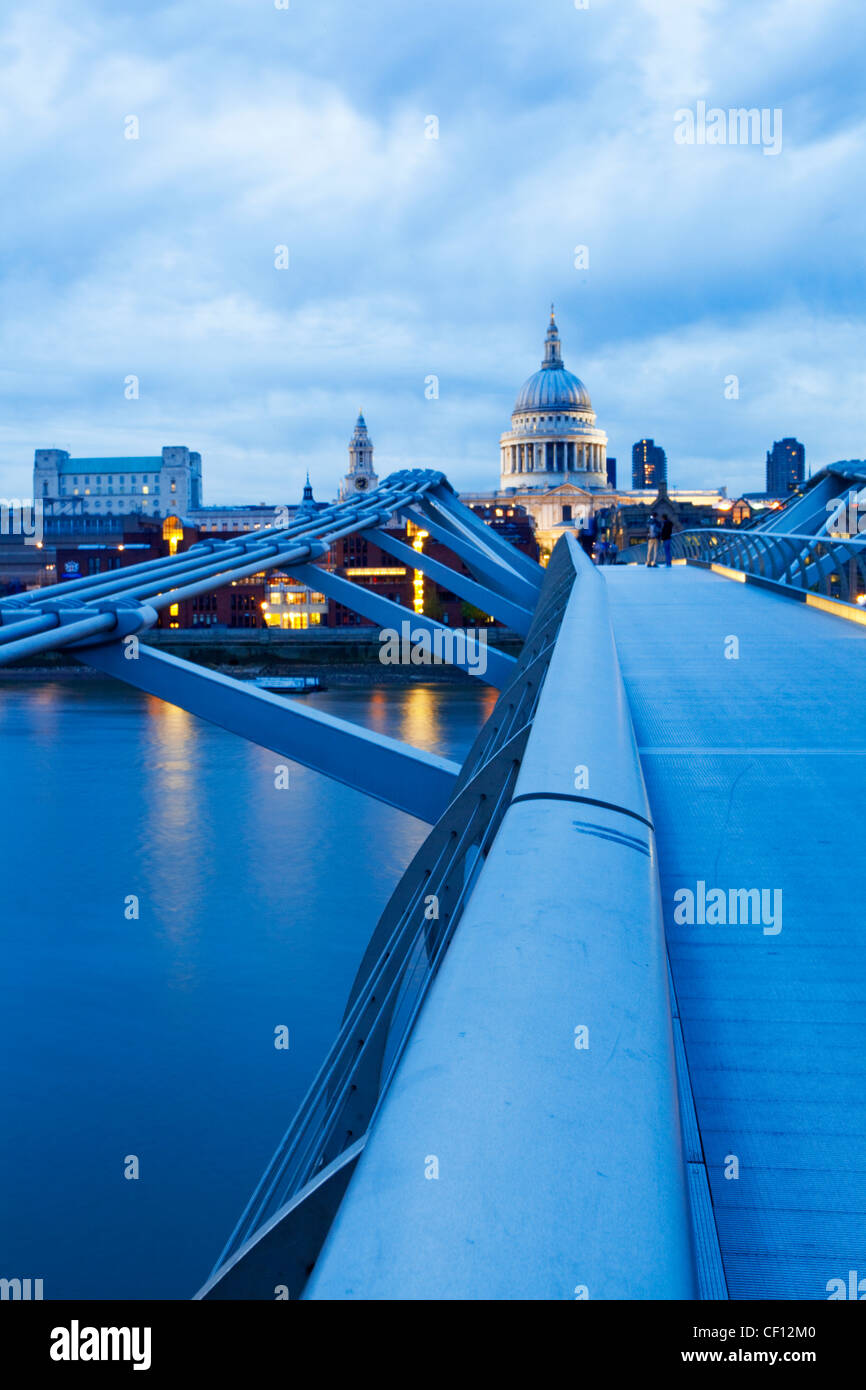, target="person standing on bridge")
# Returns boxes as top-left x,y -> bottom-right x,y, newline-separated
661,514 -> 674,567
646,512 -> 661,567
578,510 -> 597,559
